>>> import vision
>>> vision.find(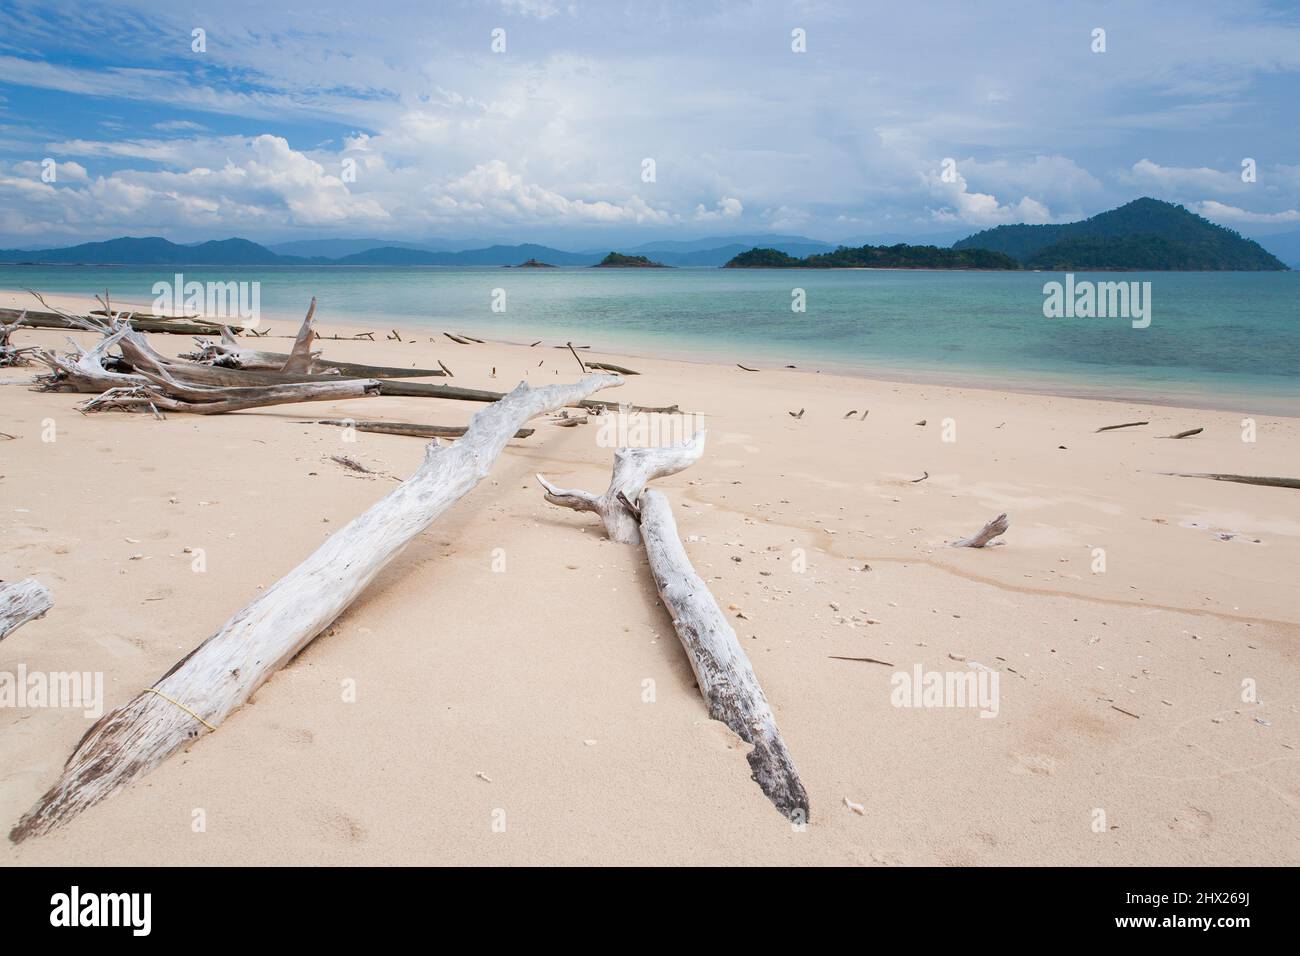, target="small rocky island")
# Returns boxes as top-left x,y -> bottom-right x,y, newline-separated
593,252 -> 670,268
510,258 -> 556,268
